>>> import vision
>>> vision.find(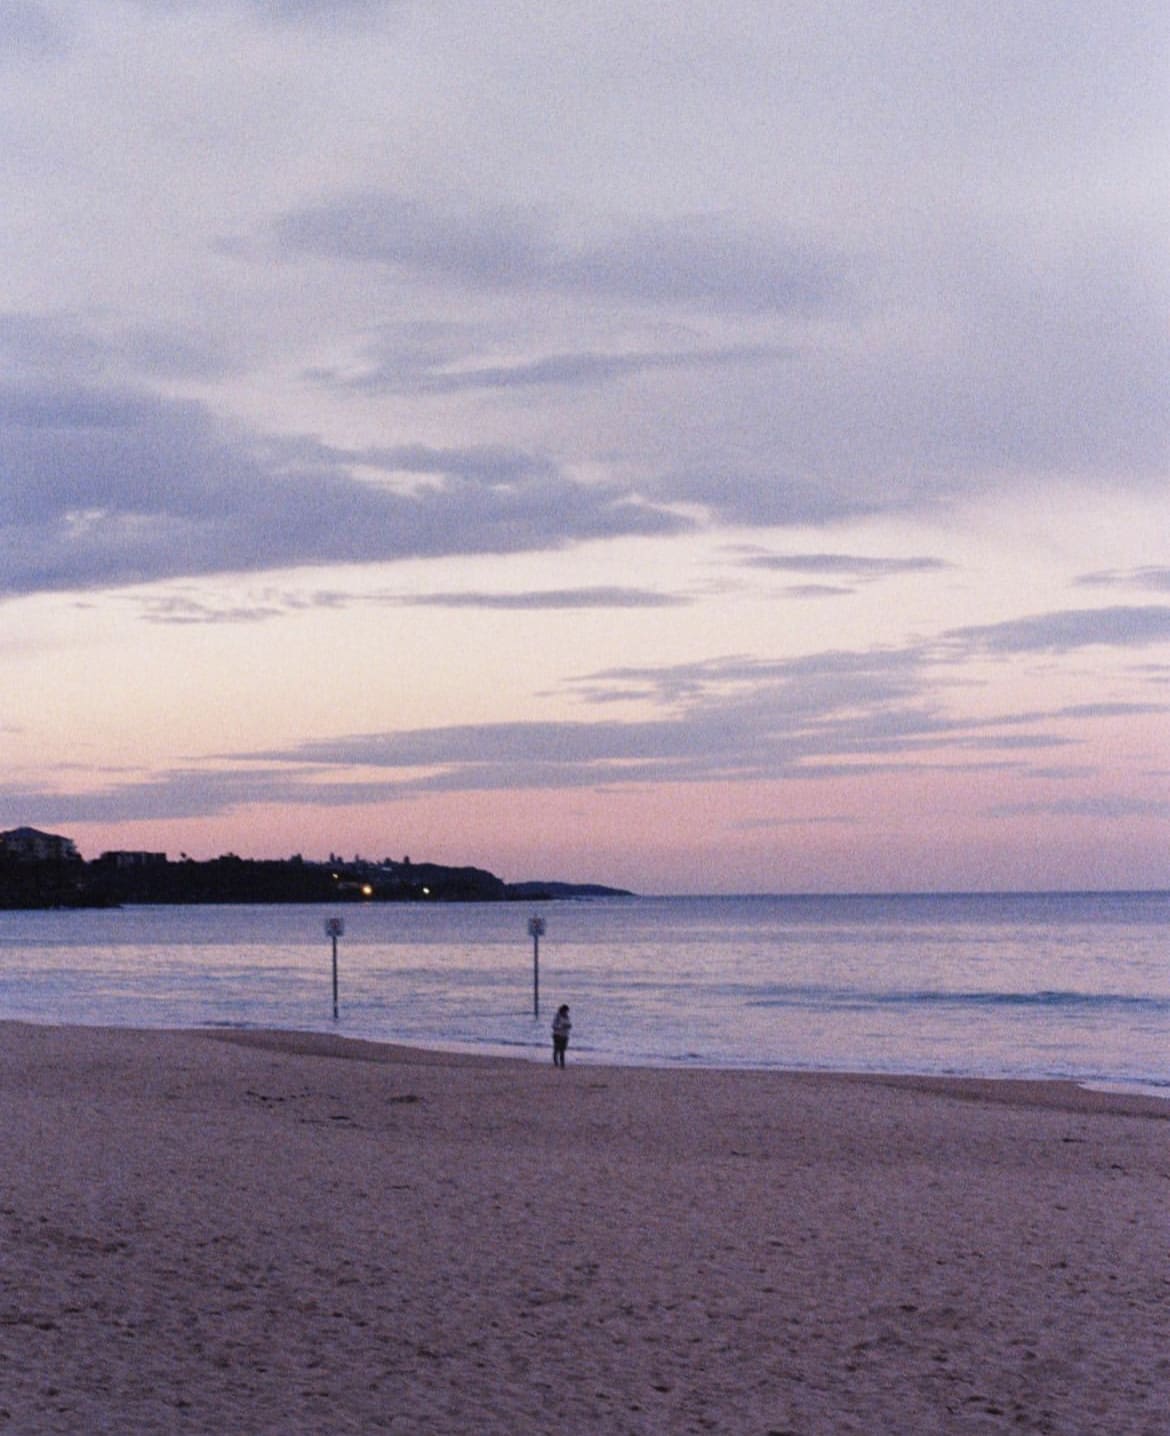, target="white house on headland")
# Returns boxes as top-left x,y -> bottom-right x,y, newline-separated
0,827 -> 81,862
